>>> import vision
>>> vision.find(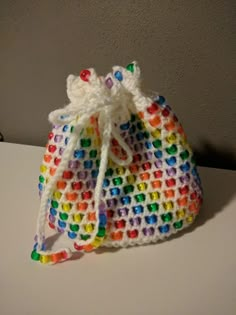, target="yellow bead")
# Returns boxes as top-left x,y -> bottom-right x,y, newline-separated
151,129 -> 161,138
40,165 -> 48,173
73,214 -> 83,223
91,236 -> 103,248
186,215 -> 194,223
116,166 -> 125,175
46,177 -> 50,184
126,175 -> 137,184
180,138 -> 187,146
166,133 -> 177,144
93,138 -> 101,147
84,223 -> 94,233
108,159 -> 115,167
40,255 -> 51,264
86,127 -> 94,136
53,191 -> 62,200
137,182 -> 148,191
163,201 -> 174,211
62,203 -> 72,211
176,208 -> 186,219
149,191 -> 160,201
